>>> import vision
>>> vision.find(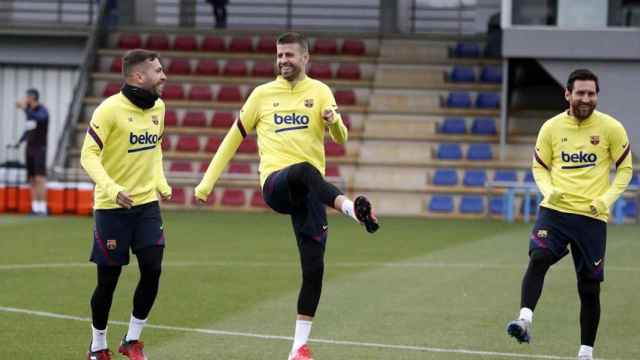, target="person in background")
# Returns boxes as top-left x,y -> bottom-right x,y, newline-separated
13,88 -> 49,216
206,0 -> 228,28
